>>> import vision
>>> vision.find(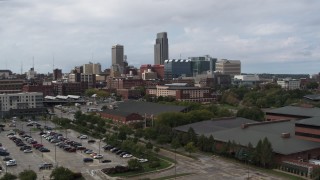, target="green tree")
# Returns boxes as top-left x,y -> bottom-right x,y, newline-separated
154,147 -> 160,154
85,88 -> 98,97
205,135 -> 215,152
118,131 -> 127,141
96,90 -> 109,99
197,134 -> 206,151
306,82 -> 319,89
237,107 -> 264,121
19,170 -> 37,180
146,142 -> 153,149
171,136 -> 181,149
184,142 -> 197,155
128,159 -> 143,171
312,167 -> 320,179
253,140 -> 262,166
0,173 -> 17,180
187,127 -> 197,144
261,137 -> 273,168
50,166 -> 74,180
